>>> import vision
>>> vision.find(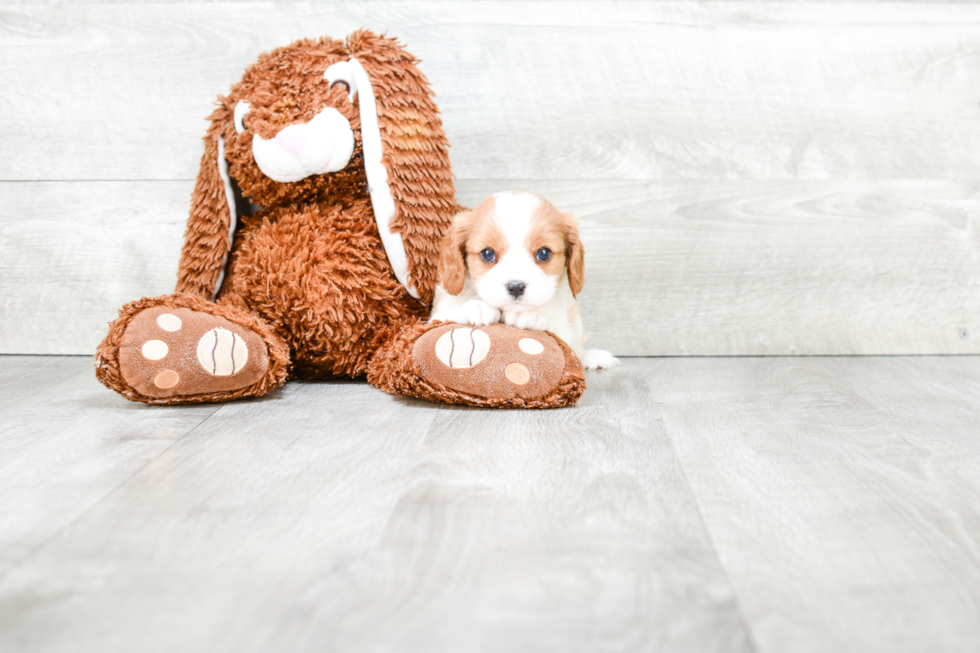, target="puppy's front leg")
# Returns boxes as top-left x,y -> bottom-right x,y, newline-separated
430,299 -> 501,326
580,348 -> 620,370
501,307 -> 549,331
